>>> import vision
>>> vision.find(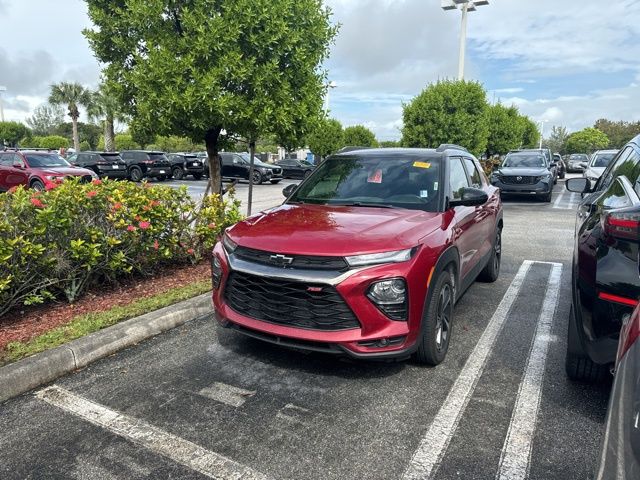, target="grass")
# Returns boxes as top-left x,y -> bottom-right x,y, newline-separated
2,279 -> 211,365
